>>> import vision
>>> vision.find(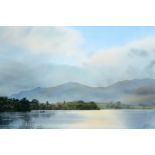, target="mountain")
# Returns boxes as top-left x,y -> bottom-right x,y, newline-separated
11,79 -> 155,105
